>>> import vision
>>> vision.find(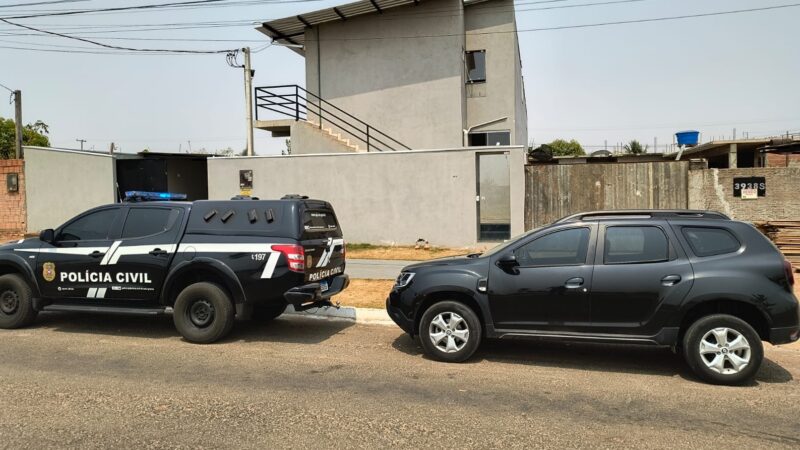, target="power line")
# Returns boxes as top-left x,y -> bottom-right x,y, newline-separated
0,17 -> 236,53
0,81 -> 14,93
0,0 -> 90,8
